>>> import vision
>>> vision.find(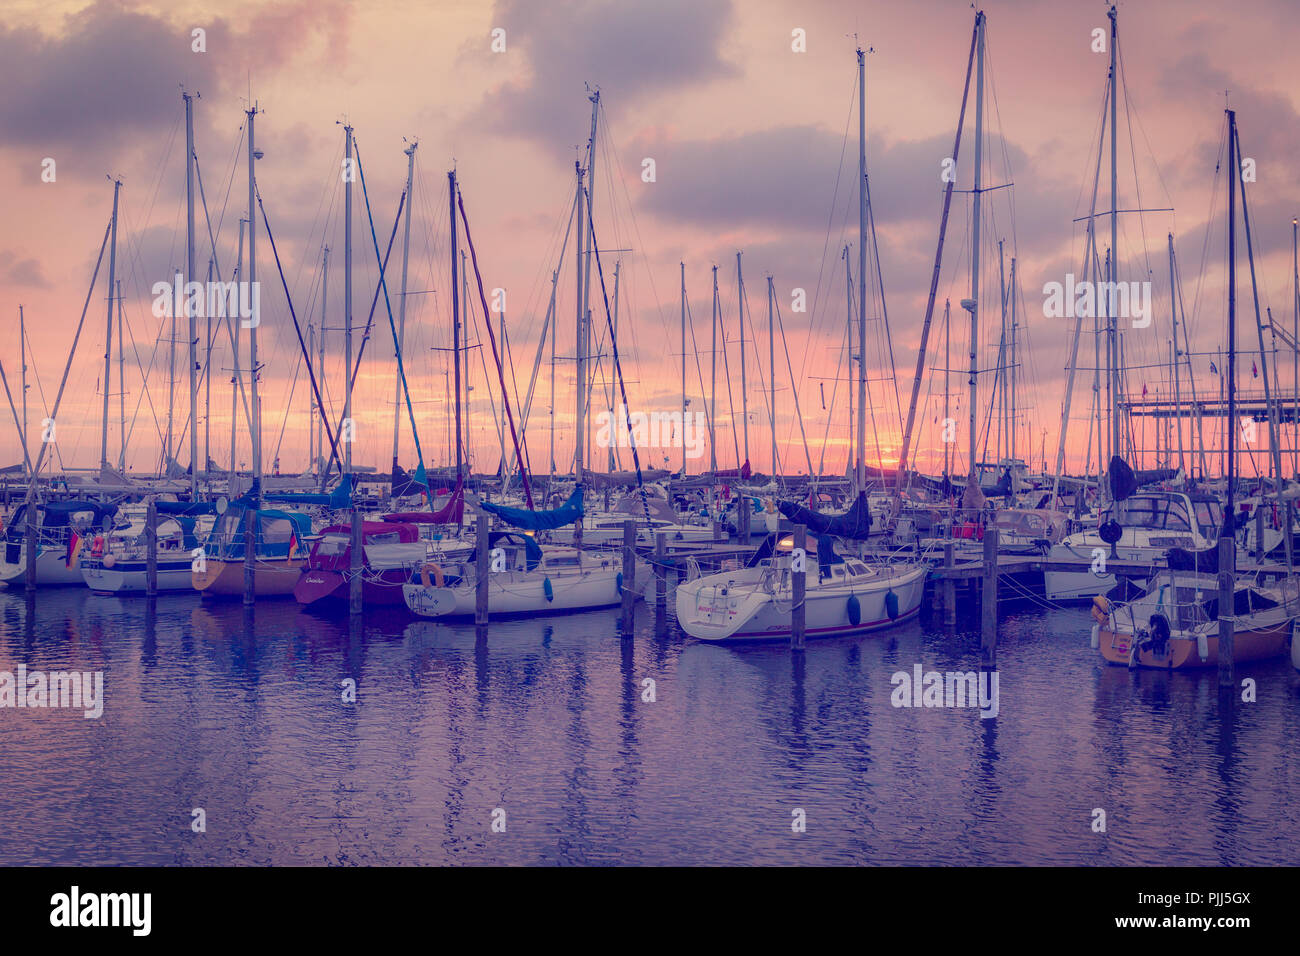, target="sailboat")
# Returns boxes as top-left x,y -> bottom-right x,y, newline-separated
1093,106 -> 1296,667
